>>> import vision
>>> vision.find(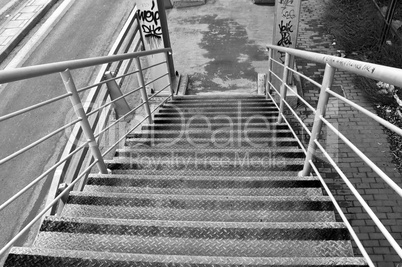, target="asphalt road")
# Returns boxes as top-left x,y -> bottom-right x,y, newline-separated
0,0 -> 134,257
